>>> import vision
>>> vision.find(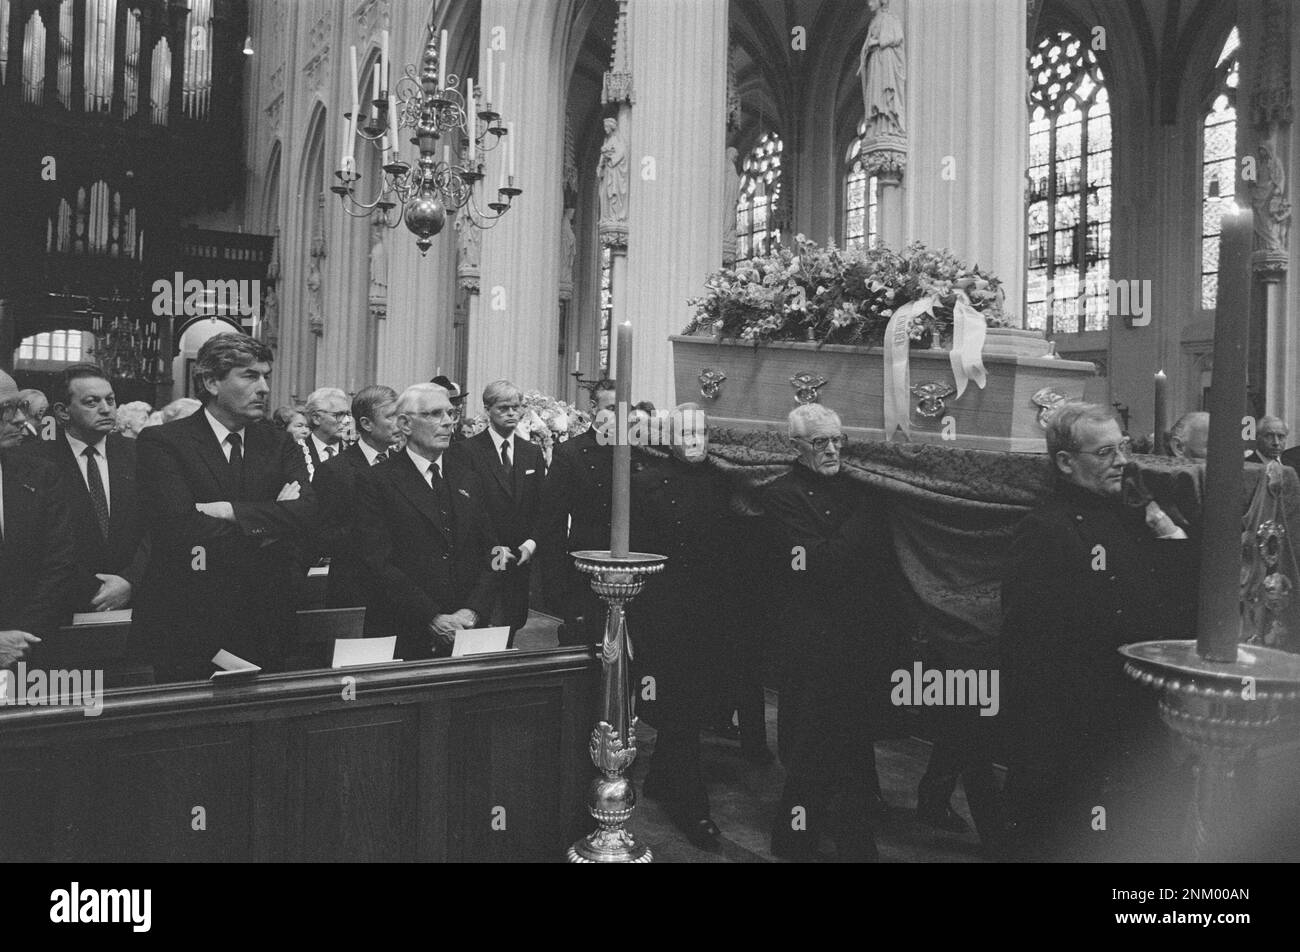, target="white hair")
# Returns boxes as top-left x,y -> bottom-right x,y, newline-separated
395,382 -> 449,415
305,387 -> 348,414
787,403 -> 842,439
